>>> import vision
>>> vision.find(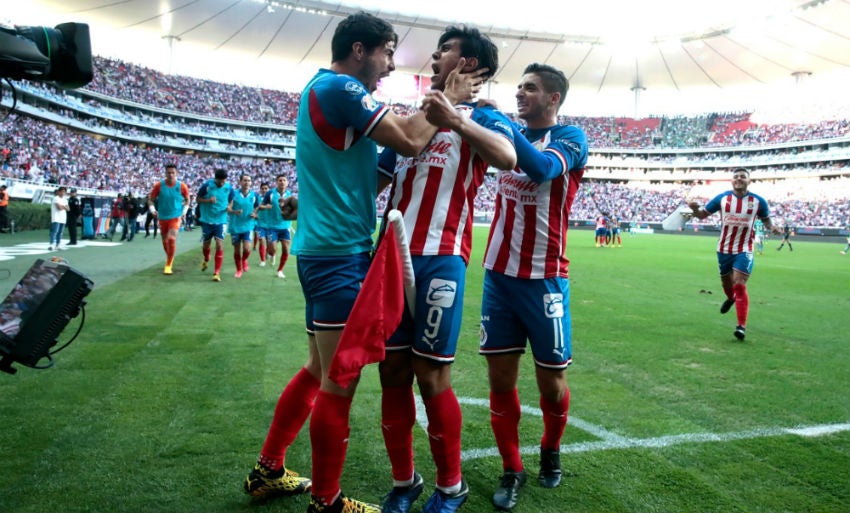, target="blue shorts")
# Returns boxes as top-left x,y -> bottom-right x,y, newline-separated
595,228 -> 606,237
386,255 -> 466,363
201,222 -> 225,242
231,231 -> 252,244
297,253 -> 370,332
255,226 -> 270,240
266,228 -> 292,243
479,270 -> 573,370
717,251 -> 753,276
